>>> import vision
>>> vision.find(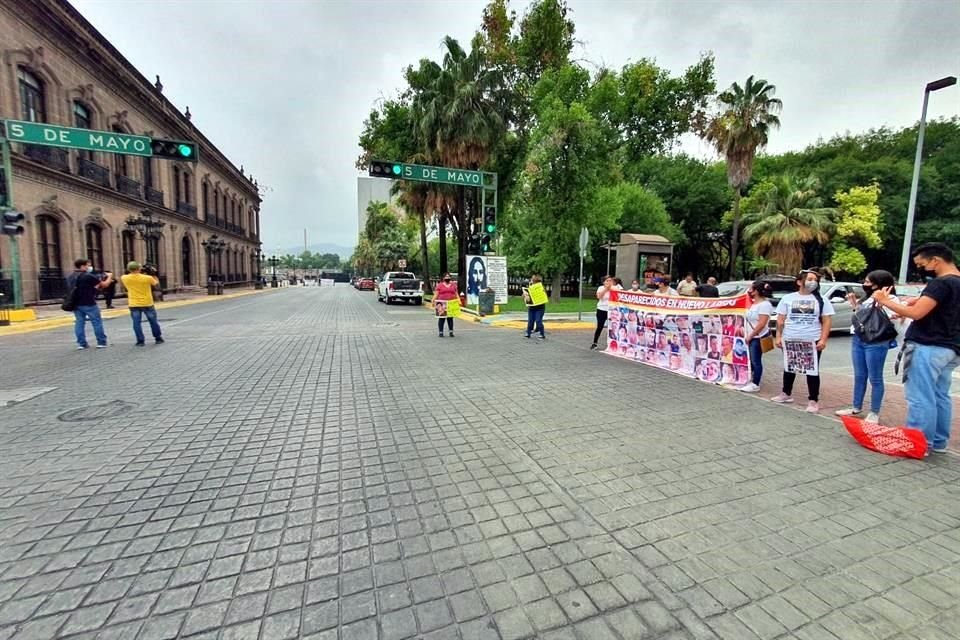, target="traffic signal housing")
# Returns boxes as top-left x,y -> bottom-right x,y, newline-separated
483,206 -> 496,234
151,138 -> 199,162
467,234 -> 481,255
369,160 -> 402,179
2,211 -> 25,236
480,233 -> 492,253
